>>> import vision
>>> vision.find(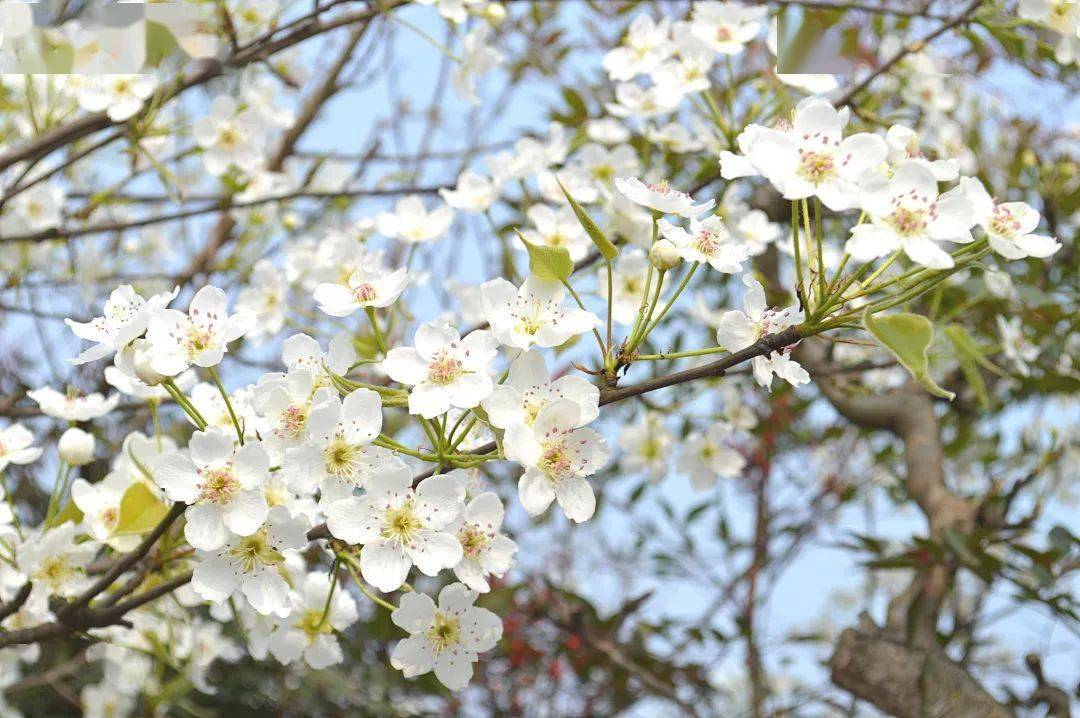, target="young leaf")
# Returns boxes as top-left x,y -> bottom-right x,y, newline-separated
556,178 -> 618,261
115,482 -> 170,536
47,500 -> 84,528
516,229 -> 574,281
863,310 -> 955,400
